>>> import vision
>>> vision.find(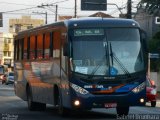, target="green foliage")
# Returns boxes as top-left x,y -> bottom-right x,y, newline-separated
149,31 -> 160,71
141,0 -> 160,15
